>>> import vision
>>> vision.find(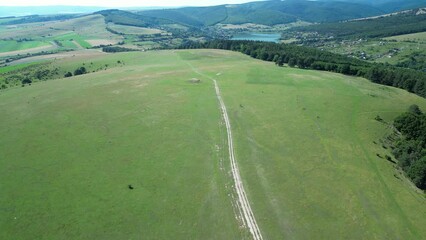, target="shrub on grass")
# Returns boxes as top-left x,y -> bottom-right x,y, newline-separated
74,67 -> 87,76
